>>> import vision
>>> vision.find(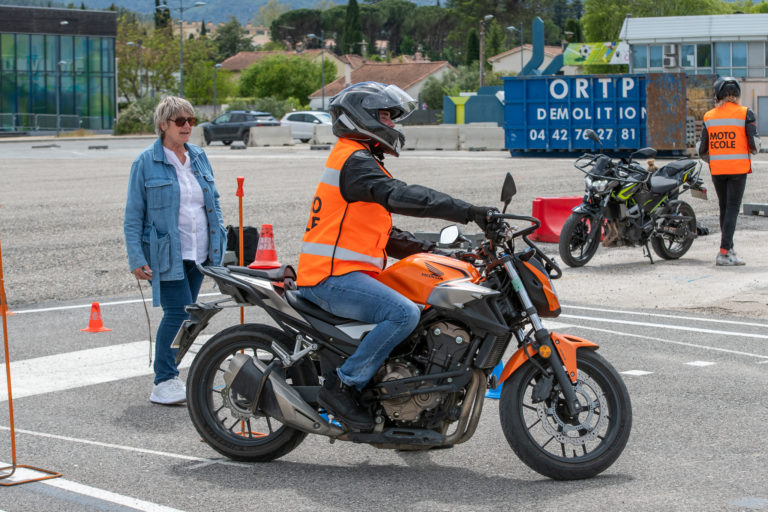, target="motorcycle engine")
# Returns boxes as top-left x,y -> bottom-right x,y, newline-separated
374,321 -> 471,422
